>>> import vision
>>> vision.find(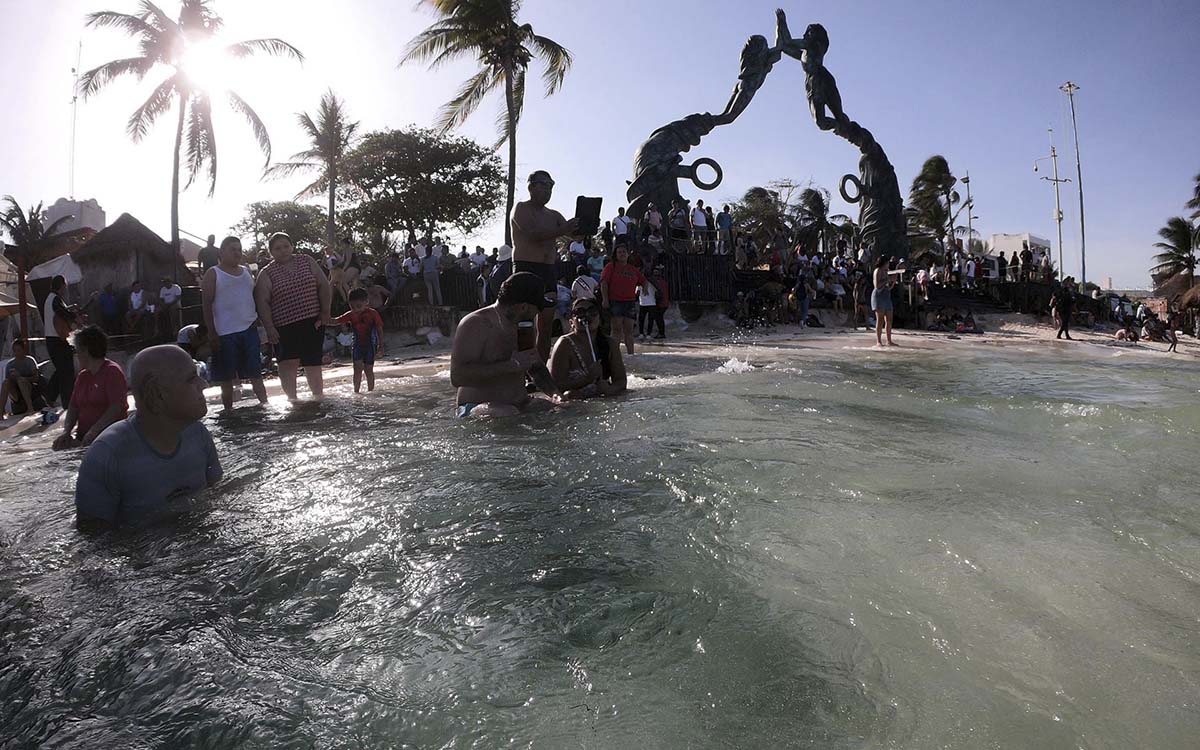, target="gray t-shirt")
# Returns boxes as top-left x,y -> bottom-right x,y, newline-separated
75,414 -> 223,526
5,355 -> 37,380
